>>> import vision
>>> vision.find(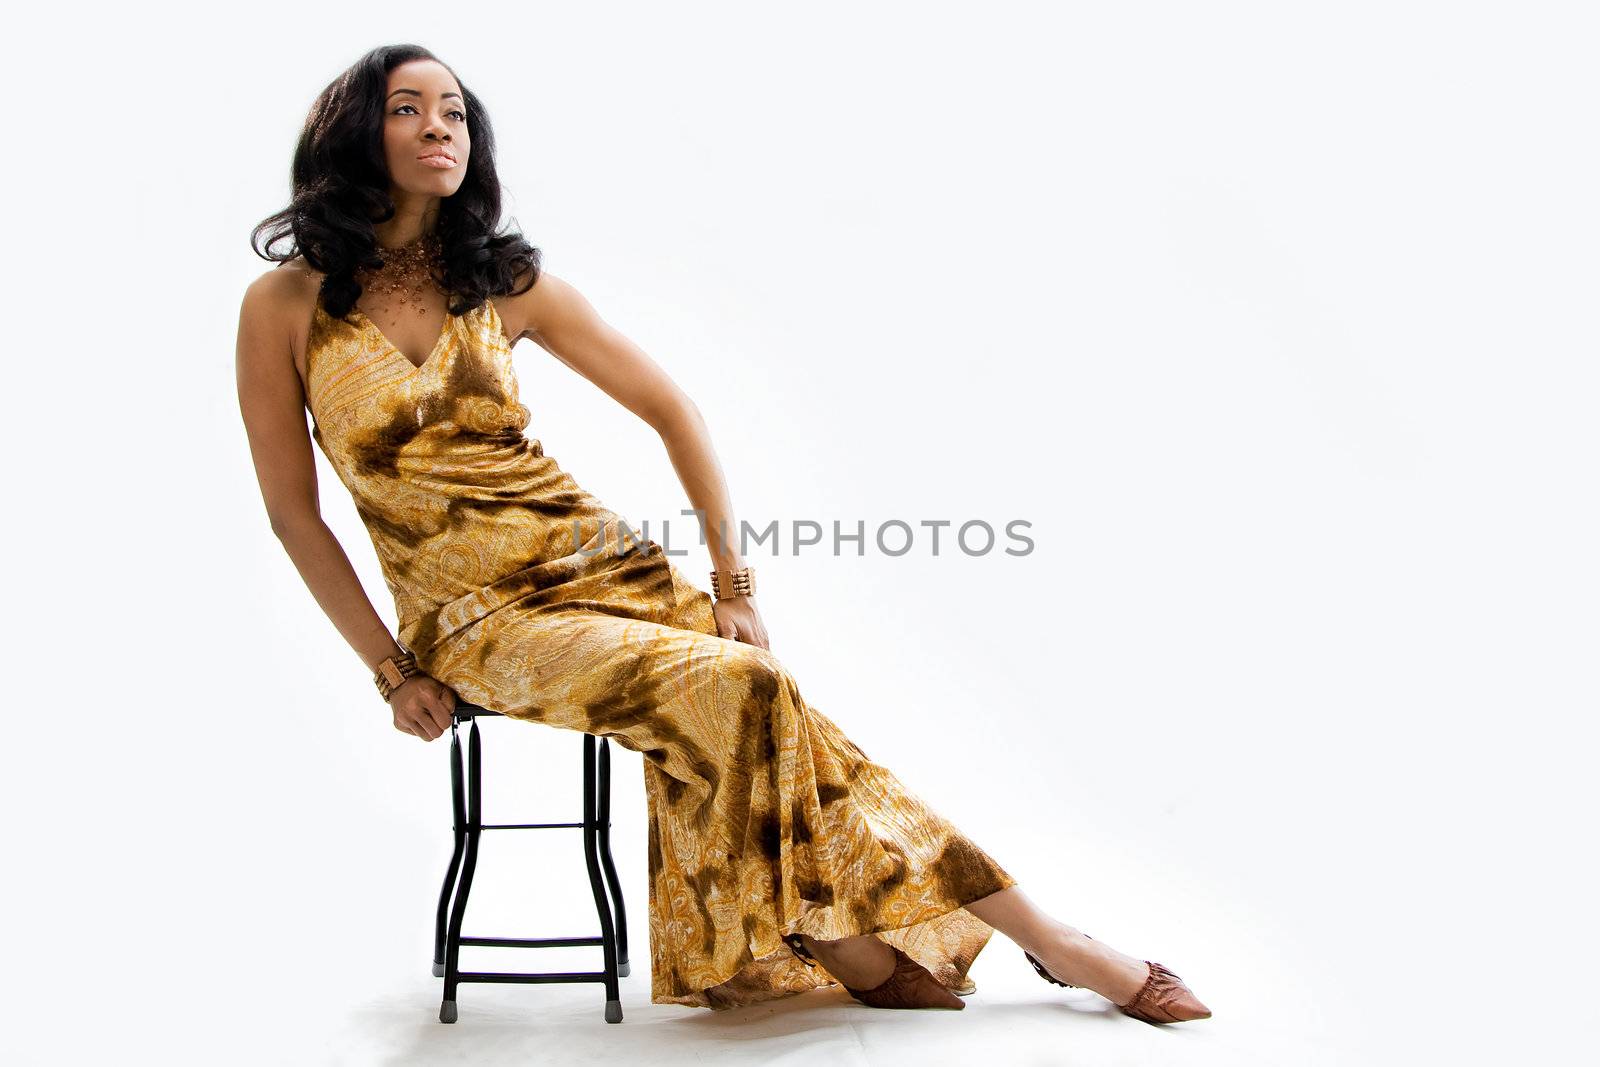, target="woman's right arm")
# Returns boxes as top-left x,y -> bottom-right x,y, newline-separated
234,269 -> 455,741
